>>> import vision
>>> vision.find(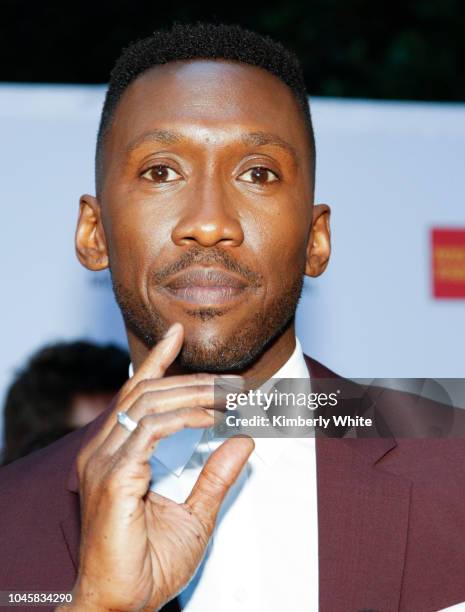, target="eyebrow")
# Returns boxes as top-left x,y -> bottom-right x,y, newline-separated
125,129 -> 185,153
126,128 -> 299,164
241,132 -> 299,165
